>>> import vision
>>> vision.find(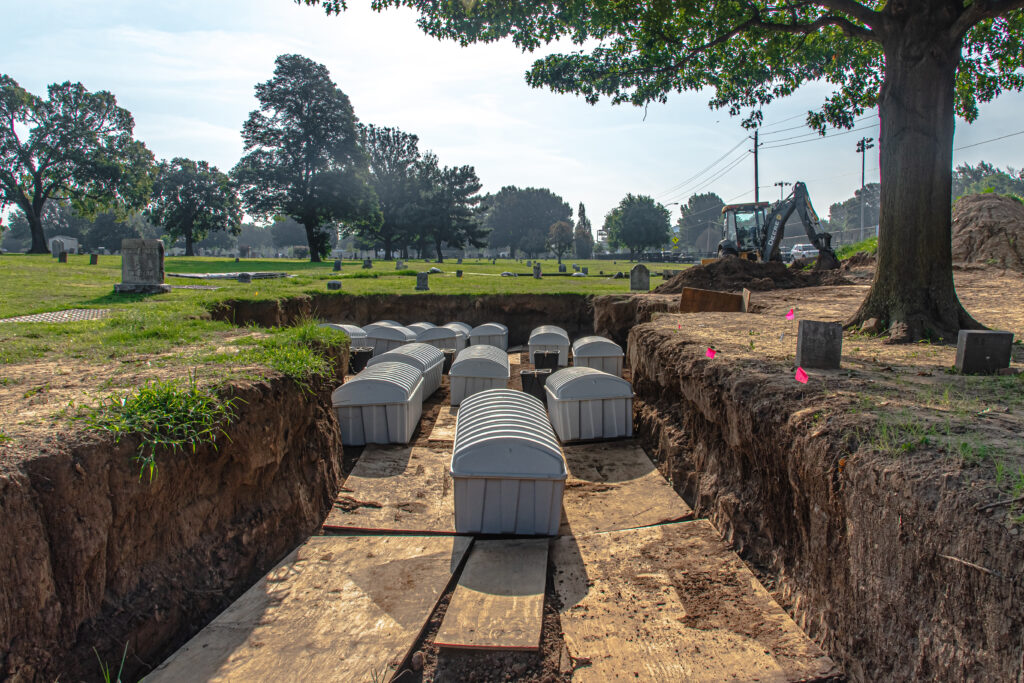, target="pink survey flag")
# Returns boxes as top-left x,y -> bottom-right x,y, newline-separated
706,347 -> 716,359
785,308 -> 795,321
795,367 -> 808,384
